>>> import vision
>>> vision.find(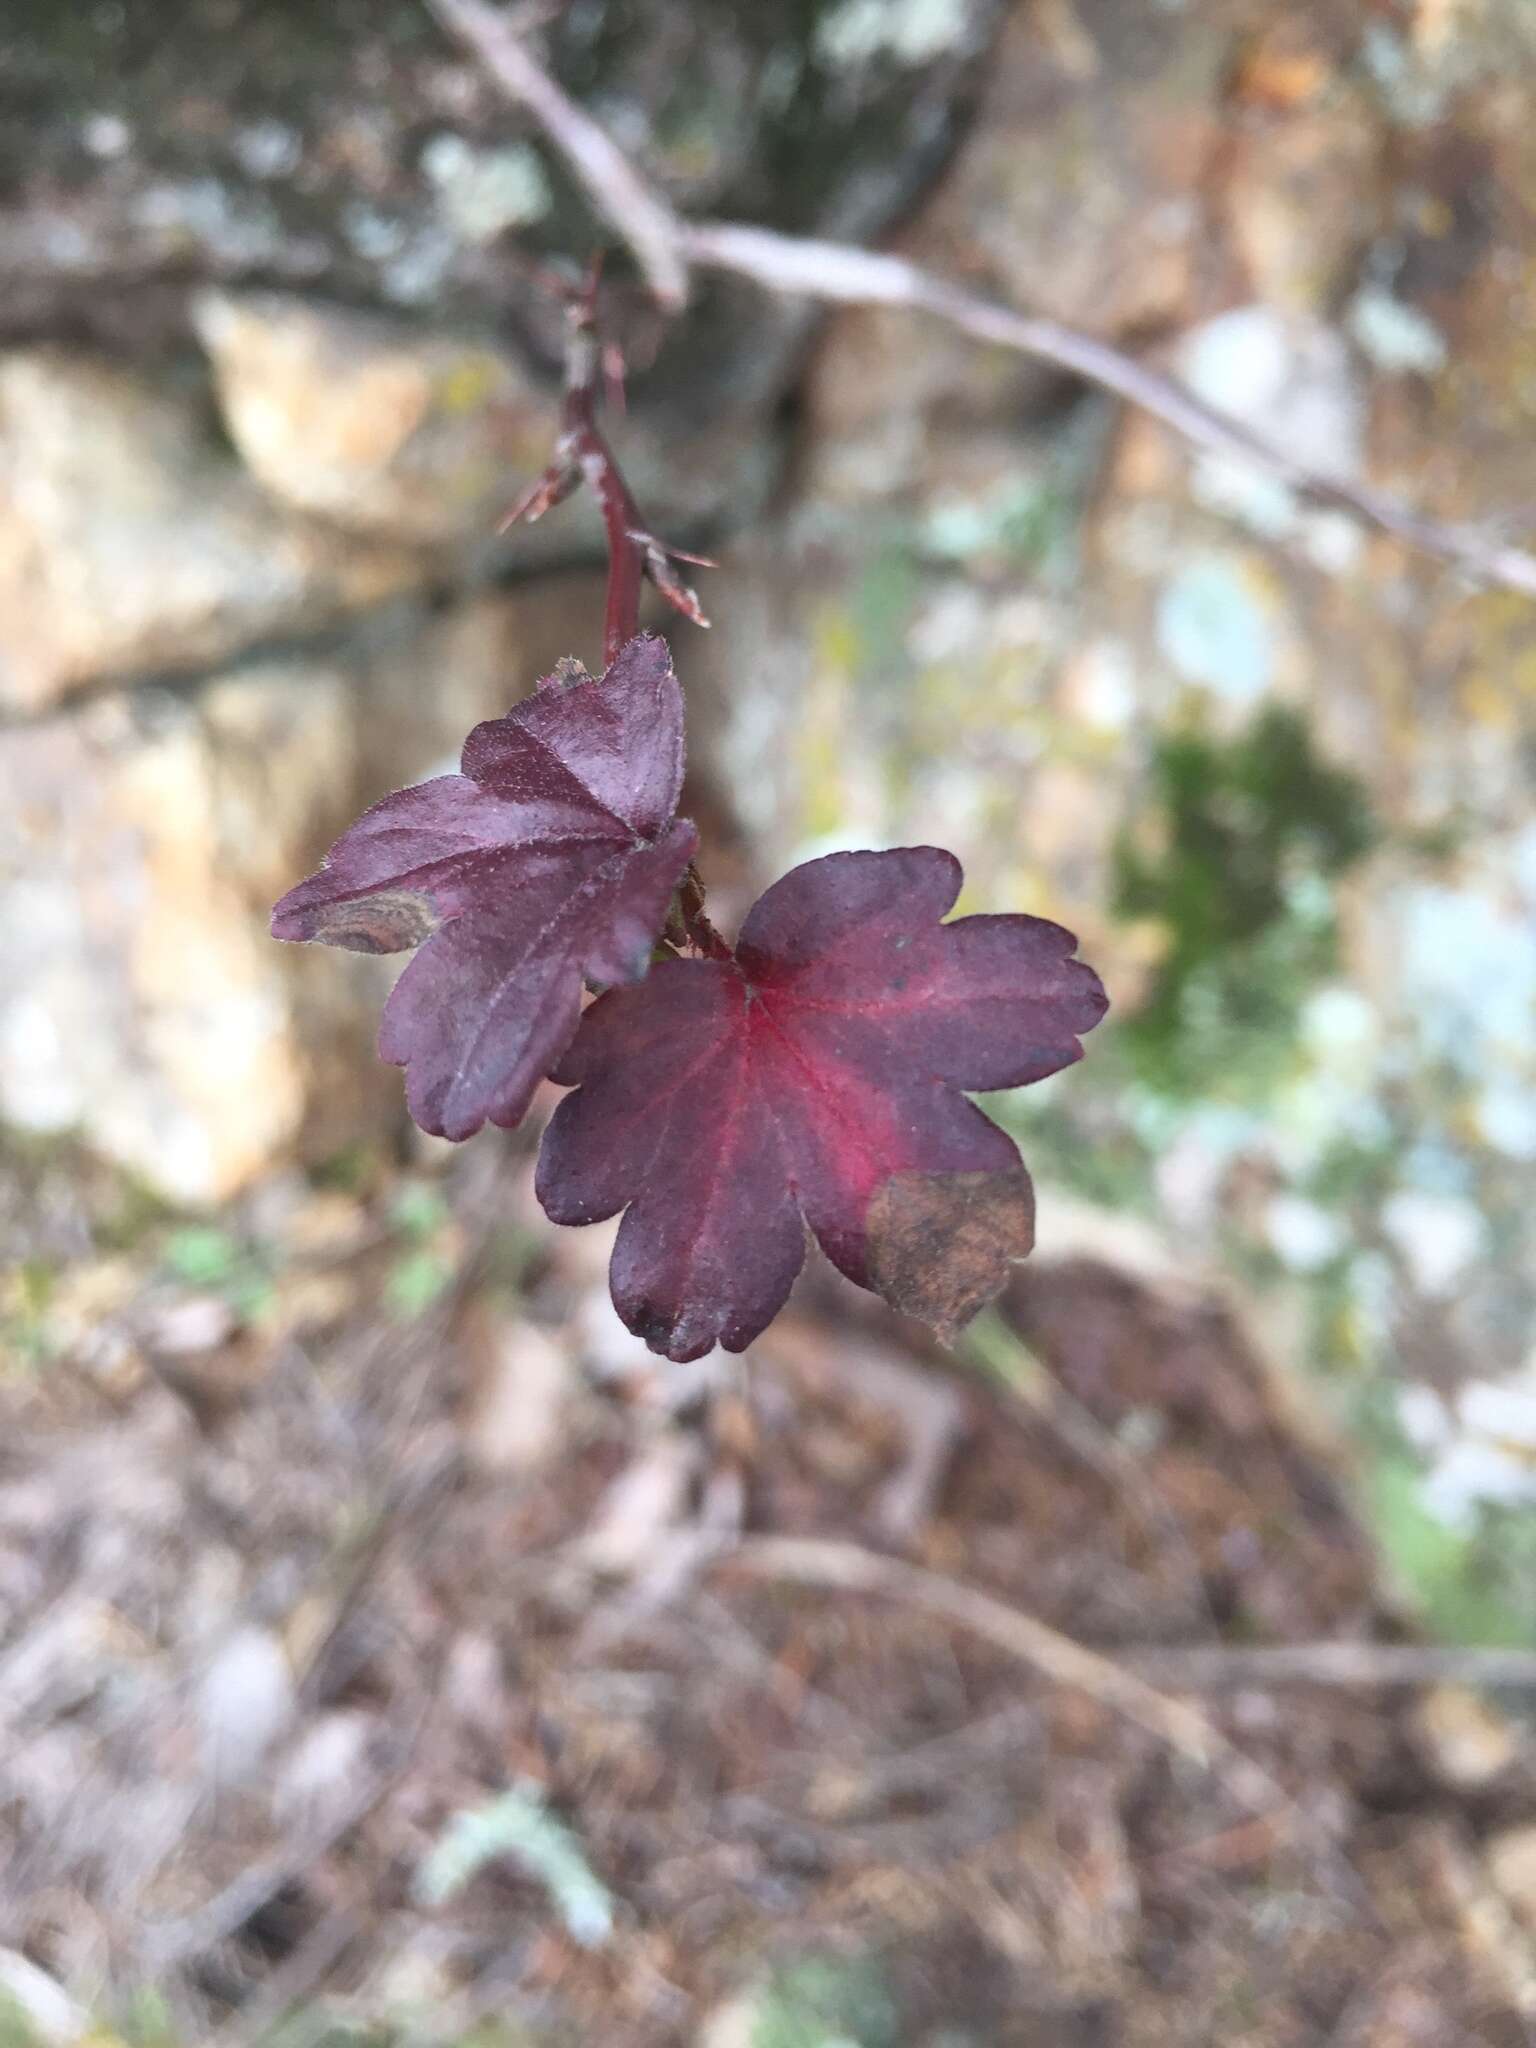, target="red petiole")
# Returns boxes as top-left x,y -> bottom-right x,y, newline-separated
501,271 -> 719,957
501,272 -> 710,664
